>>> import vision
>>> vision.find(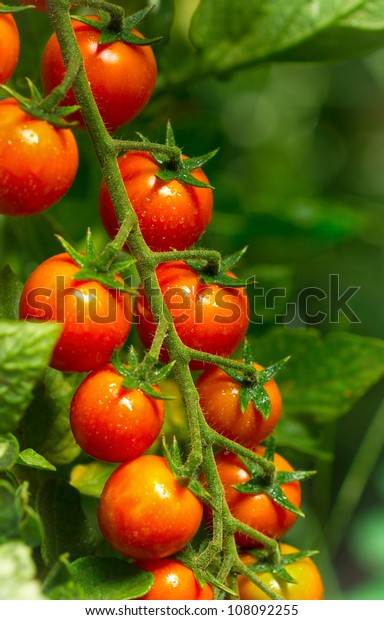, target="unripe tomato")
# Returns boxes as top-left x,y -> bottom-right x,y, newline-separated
0,11 -> 19,84
238,544 -> 324,600
19,252 -> 132,373
138,559 -> 213,600
70,364 -> 164,462
135,261 -> 250,370
98,455 -> 203,560
99,152 -> 213,252
212,447 -> 301,547
196,363 -> 282,448
41,18 -> 157,132
0,99 -> 78,216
